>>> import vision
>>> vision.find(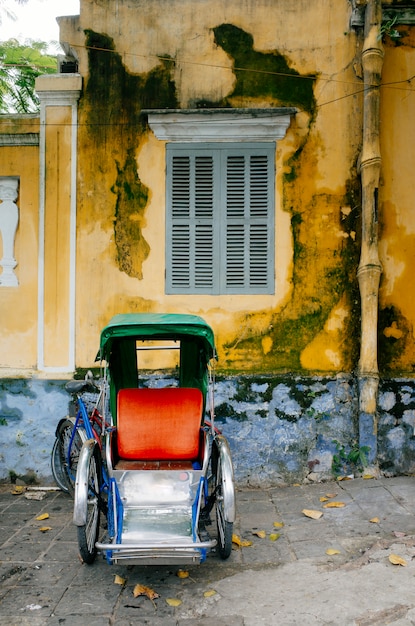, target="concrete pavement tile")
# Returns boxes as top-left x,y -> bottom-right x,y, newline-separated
270,495 -> 309,513
0,512 -> 36,531
0,539 -> 50,562
355,487 -> 392,502
54,584 -> 121,617
357,502 -> 413,522
116,615 -> 177,626
283,520 -> 334,542
239,536 -> 293,565
236,499 -> 276,516
0,585 -> 57,617
236,488 -> 271,501
47,617 -> 111,626
17,561 -> 79,588
290,538 -> 344,561
178,617 -> 244,625
0,563 -> 27,586
0,618 -> 48,626
41,540 -> 82,562
375,514 -> 415,535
